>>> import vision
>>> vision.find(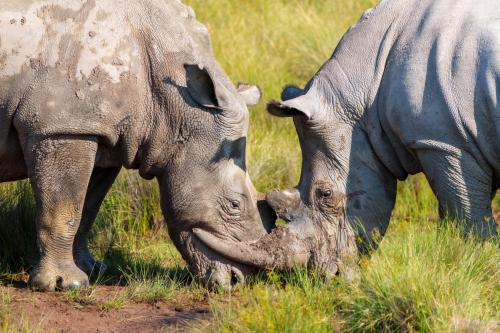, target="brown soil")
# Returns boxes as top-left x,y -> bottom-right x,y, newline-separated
2,282 -> 211,333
